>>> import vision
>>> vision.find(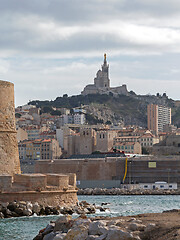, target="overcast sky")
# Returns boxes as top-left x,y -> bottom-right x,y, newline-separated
1,0 -> 180,106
